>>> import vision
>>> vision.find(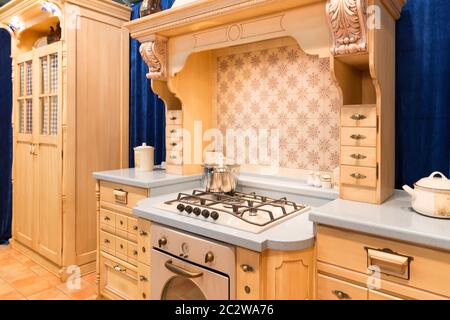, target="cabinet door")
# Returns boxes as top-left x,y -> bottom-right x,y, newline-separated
34,43 -> 63,265
13,54 -> 36,248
